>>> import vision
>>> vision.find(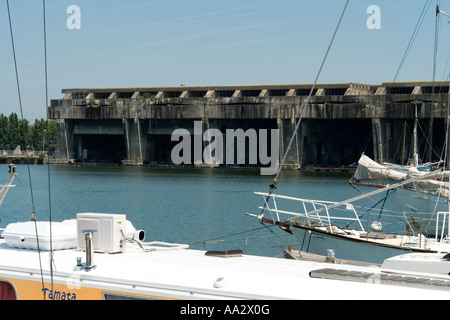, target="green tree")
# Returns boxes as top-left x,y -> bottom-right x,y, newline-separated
0,114 -> 8,150
7,113 -> 20,150
0,113 -> 57,152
